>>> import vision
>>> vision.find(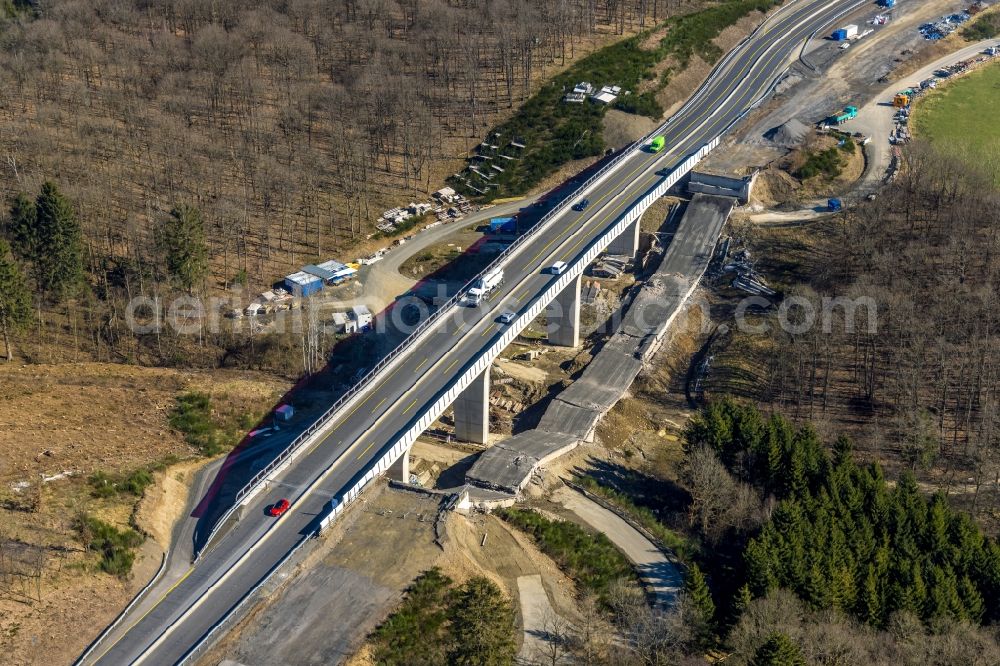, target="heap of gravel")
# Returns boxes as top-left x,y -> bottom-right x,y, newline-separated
764,118 -> 810,147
